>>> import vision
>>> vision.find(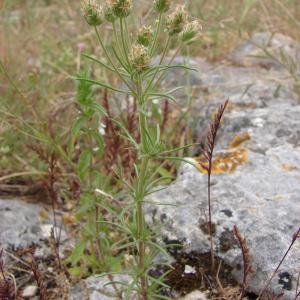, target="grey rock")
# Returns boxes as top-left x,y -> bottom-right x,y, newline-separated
0,199 -> 43,249
146,99 -> 300,299
68,275 -> 137,300
188,57 -> 298,154
229,32 -> 300,70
